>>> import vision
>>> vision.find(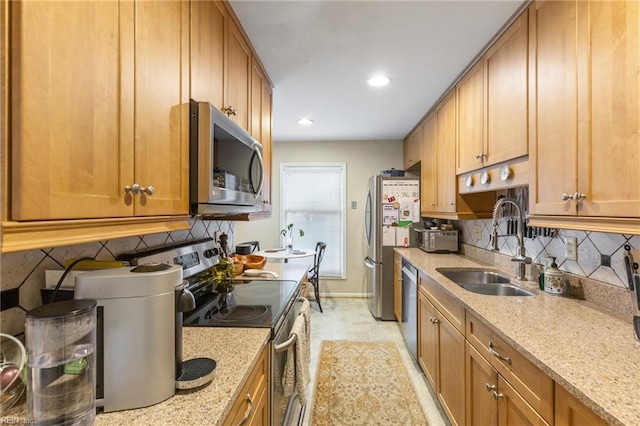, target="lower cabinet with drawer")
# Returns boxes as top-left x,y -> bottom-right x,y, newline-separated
223,345 -> 269,426
412,263 -> 611,426
467,343 -> 549,426
418,273 -> 466,426
466,312 -> 553,425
